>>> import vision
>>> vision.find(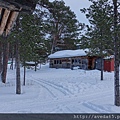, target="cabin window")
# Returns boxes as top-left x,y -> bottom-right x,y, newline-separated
54,60 -> 56,64
75,59 -> 77,63
79,59 -> 81,64
59,60 -> 62,64
57,60 -> 59,64
72,59 -> 74,64
72,59 -> 79,64
54,60 -> 61,64
80,59 -> 88,69
57,60 -> 62,64
82,59 -> 88,64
